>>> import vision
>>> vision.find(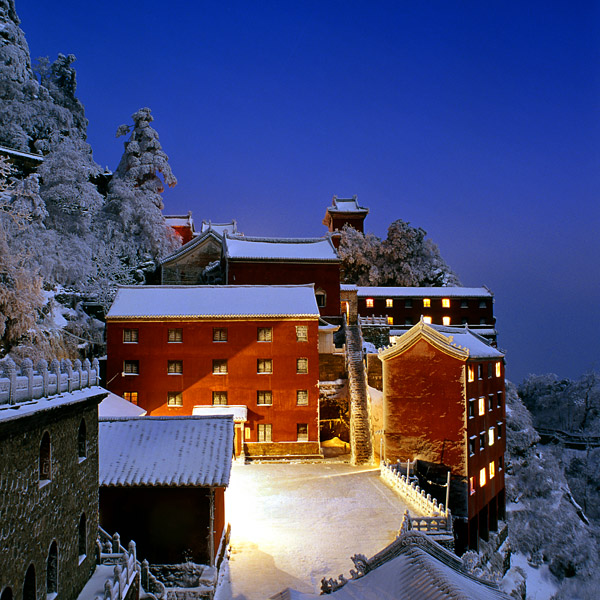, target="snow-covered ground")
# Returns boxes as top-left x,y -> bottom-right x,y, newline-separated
223,462 -> 417,600
509,553 -> 559,600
